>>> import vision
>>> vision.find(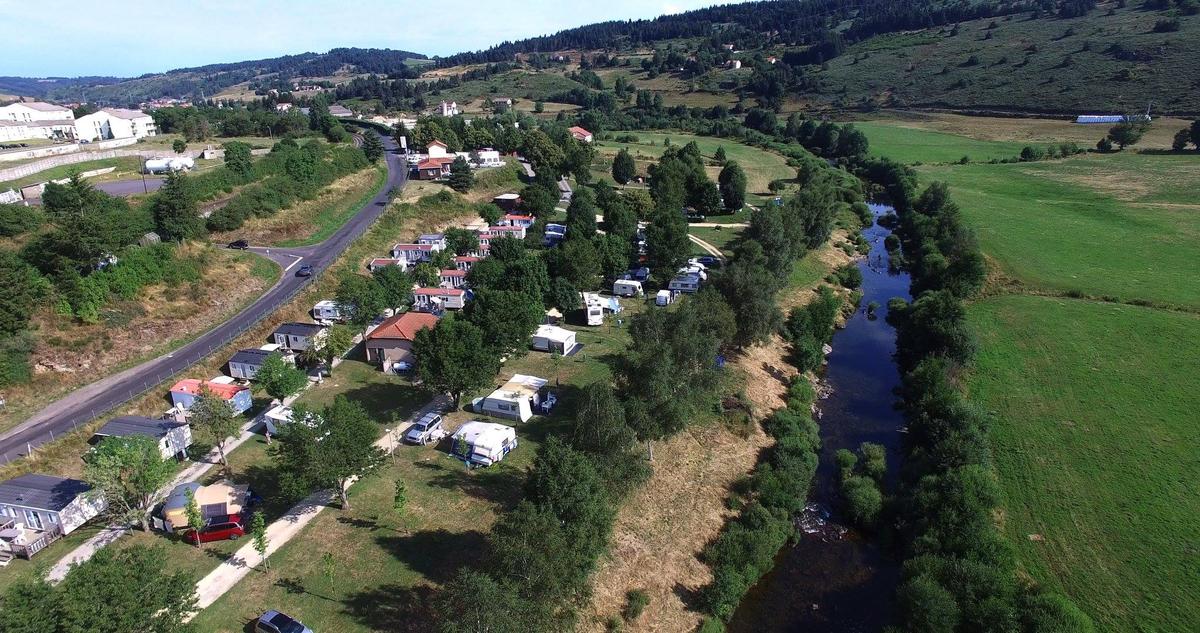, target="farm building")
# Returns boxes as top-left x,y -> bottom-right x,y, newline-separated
364,312 -> 440,373
477,374 -> 549,422
168,379 -> 252,414
0,474 -> 106,560
90,415 -> 192,460
569,126 -> 594,143
531,325 -> 577,355
450,421 -> 518,467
